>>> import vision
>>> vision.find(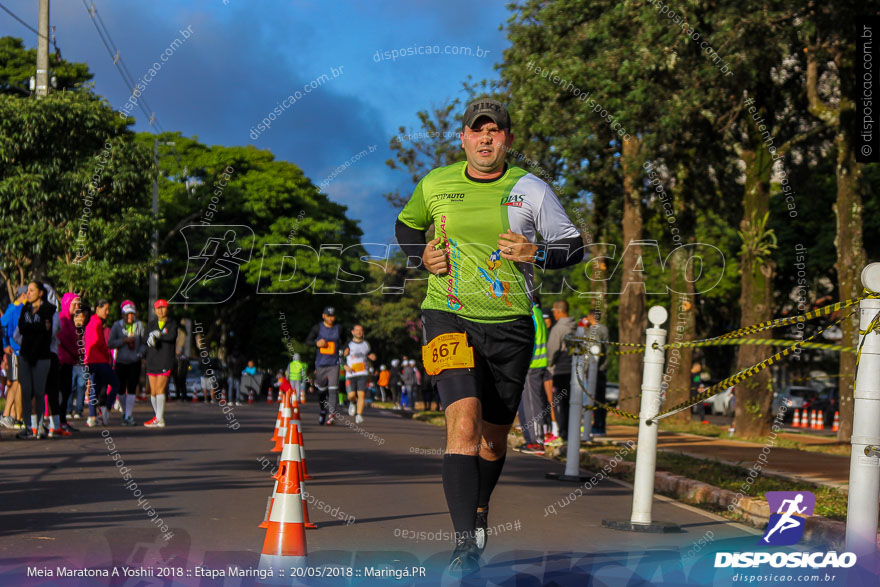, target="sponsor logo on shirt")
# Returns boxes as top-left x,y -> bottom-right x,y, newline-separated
434,192 -> 465,202
501,194 -> 525,207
